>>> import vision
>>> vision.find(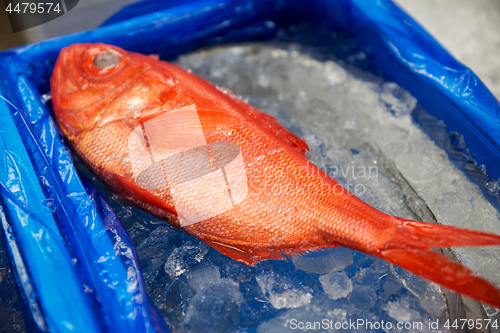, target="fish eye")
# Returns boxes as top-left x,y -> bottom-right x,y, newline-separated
93,50 -> 123,69
83,45 -> 127,77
